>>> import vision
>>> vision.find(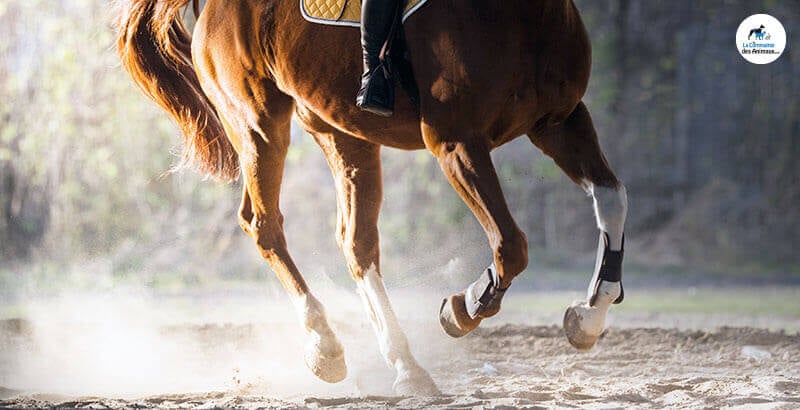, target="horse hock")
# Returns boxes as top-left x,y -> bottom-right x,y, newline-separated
440,264 -> 507,338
